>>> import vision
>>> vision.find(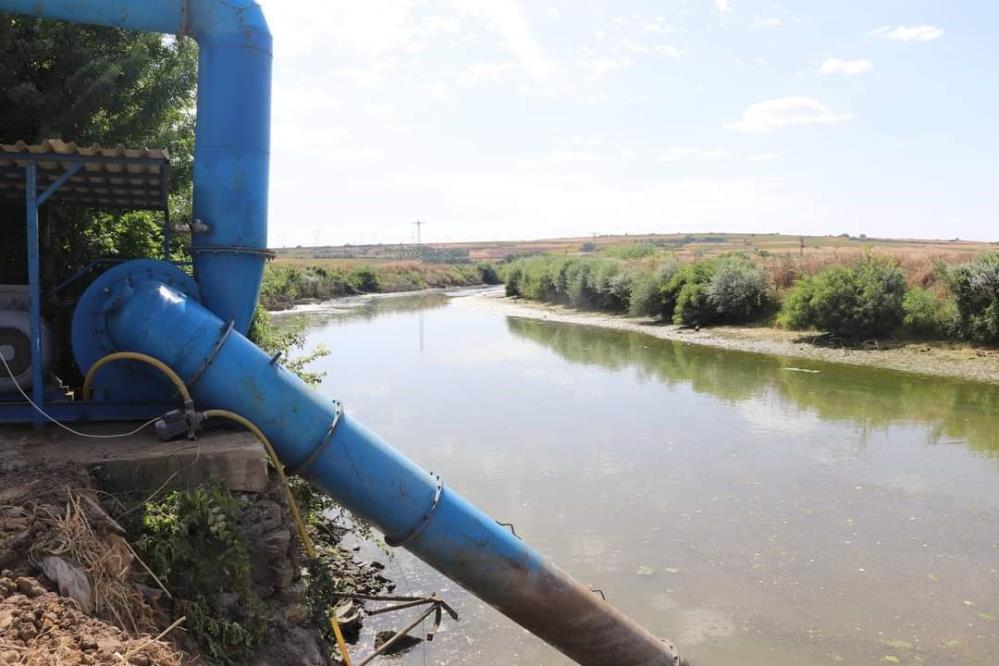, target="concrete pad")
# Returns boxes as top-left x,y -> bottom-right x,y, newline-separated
0,423 -> 269,493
